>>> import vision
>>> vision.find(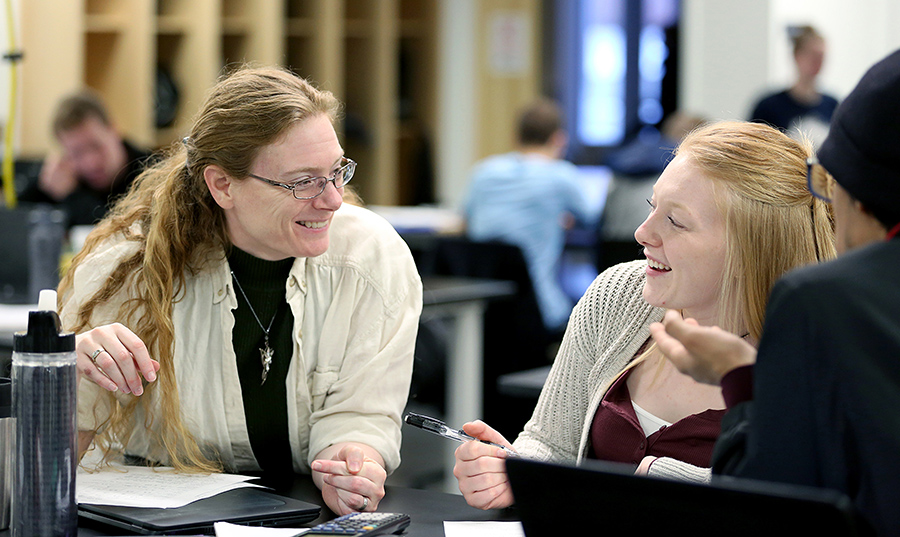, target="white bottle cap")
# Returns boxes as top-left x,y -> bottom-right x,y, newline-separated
37,289 -> 58,312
